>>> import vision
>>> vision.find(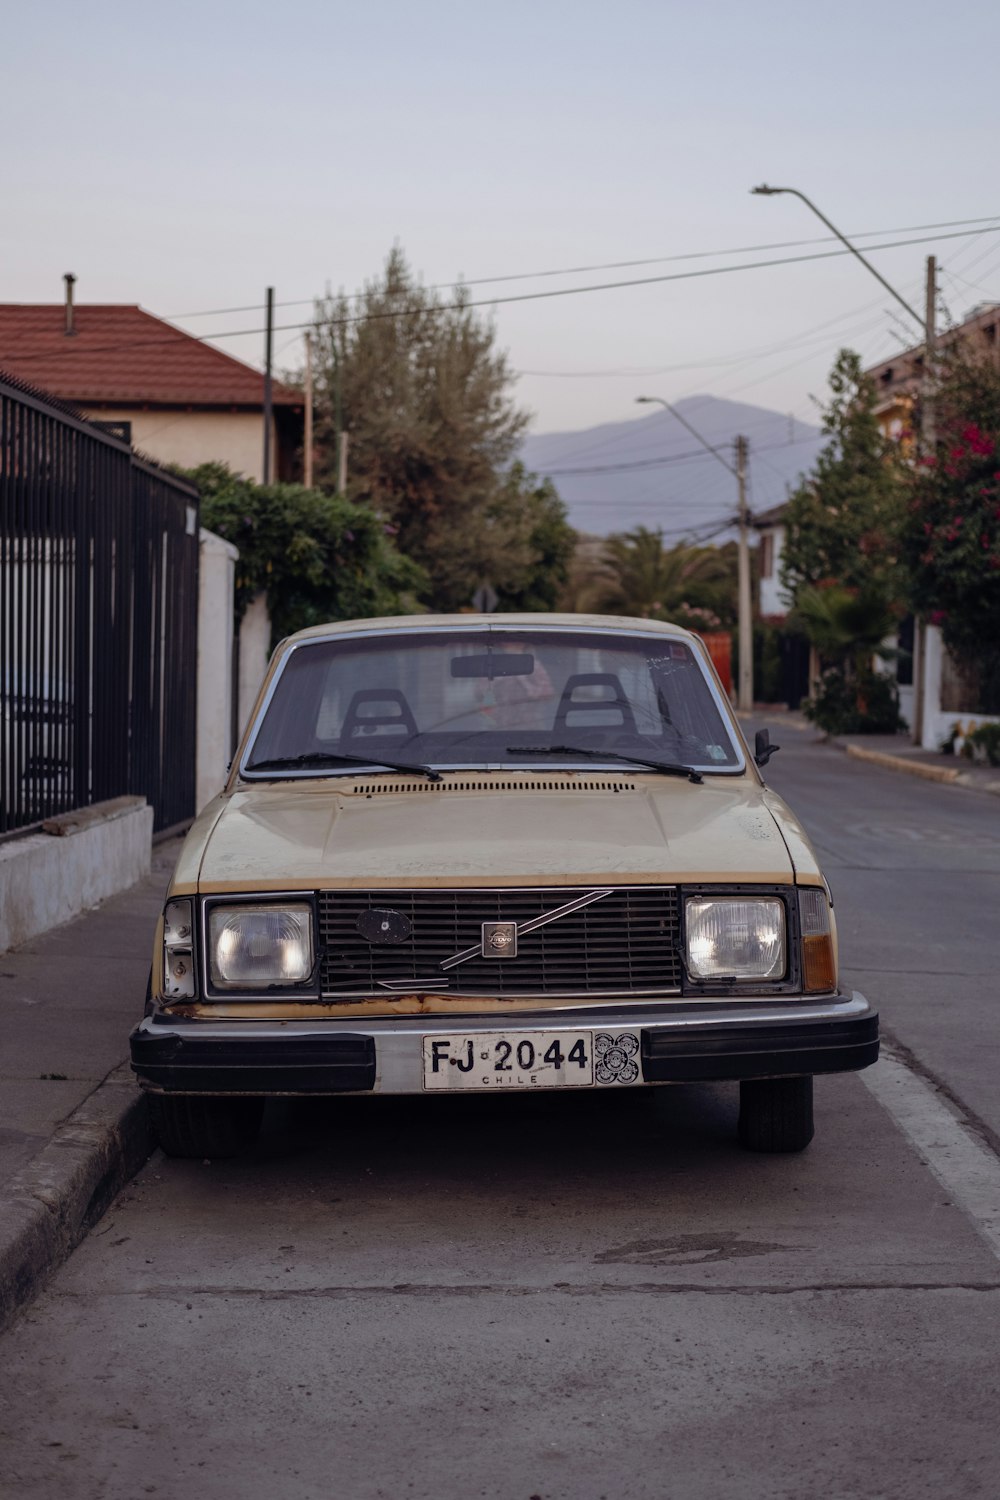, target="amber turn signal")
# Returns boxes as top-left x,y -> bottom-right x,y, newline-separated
798,886 -> 837,994
803,934 -> 837,993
